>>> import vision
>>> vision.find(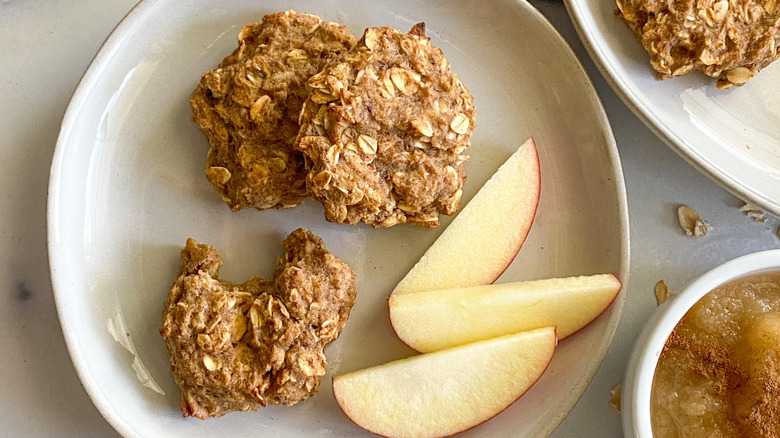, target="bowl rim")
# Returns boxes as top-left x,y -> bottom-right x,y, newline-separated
622,249 -> 780,438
